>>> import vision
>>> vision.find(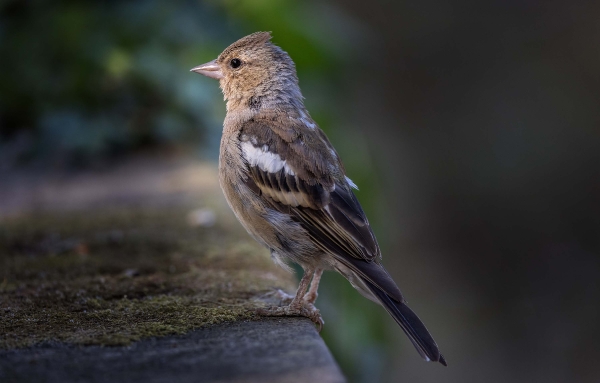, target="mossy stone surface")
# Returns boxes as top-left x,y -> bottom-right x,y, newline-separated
0,318 -> 346,383
0,207 -> 296,349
